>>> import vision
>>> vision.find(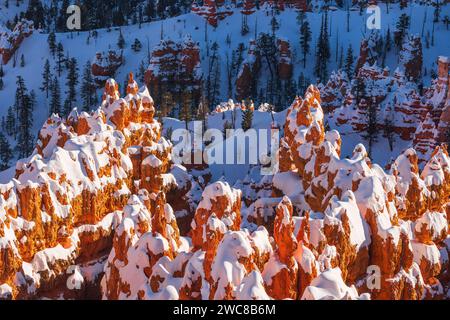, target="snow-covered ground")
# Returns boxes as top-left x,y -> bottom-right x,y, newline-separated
0,3 -> 448,180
